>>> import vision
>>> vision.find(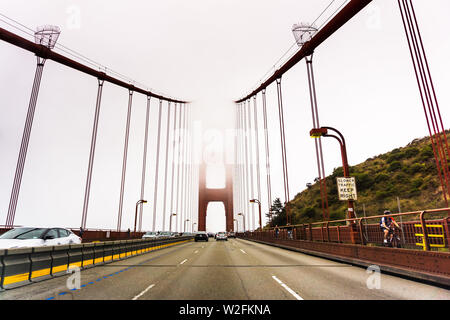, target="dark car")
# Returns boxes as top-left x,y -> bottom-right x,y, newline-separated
207,232 -> 215,238
194,231 -> 209,242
